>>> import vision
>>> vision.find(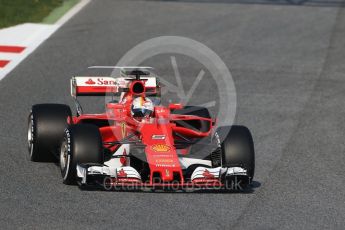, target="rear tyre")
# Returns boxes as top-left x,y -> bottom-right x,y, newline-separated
216,126 -> 255,184
28,104 -> 72,162
60,124 -> 104,185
